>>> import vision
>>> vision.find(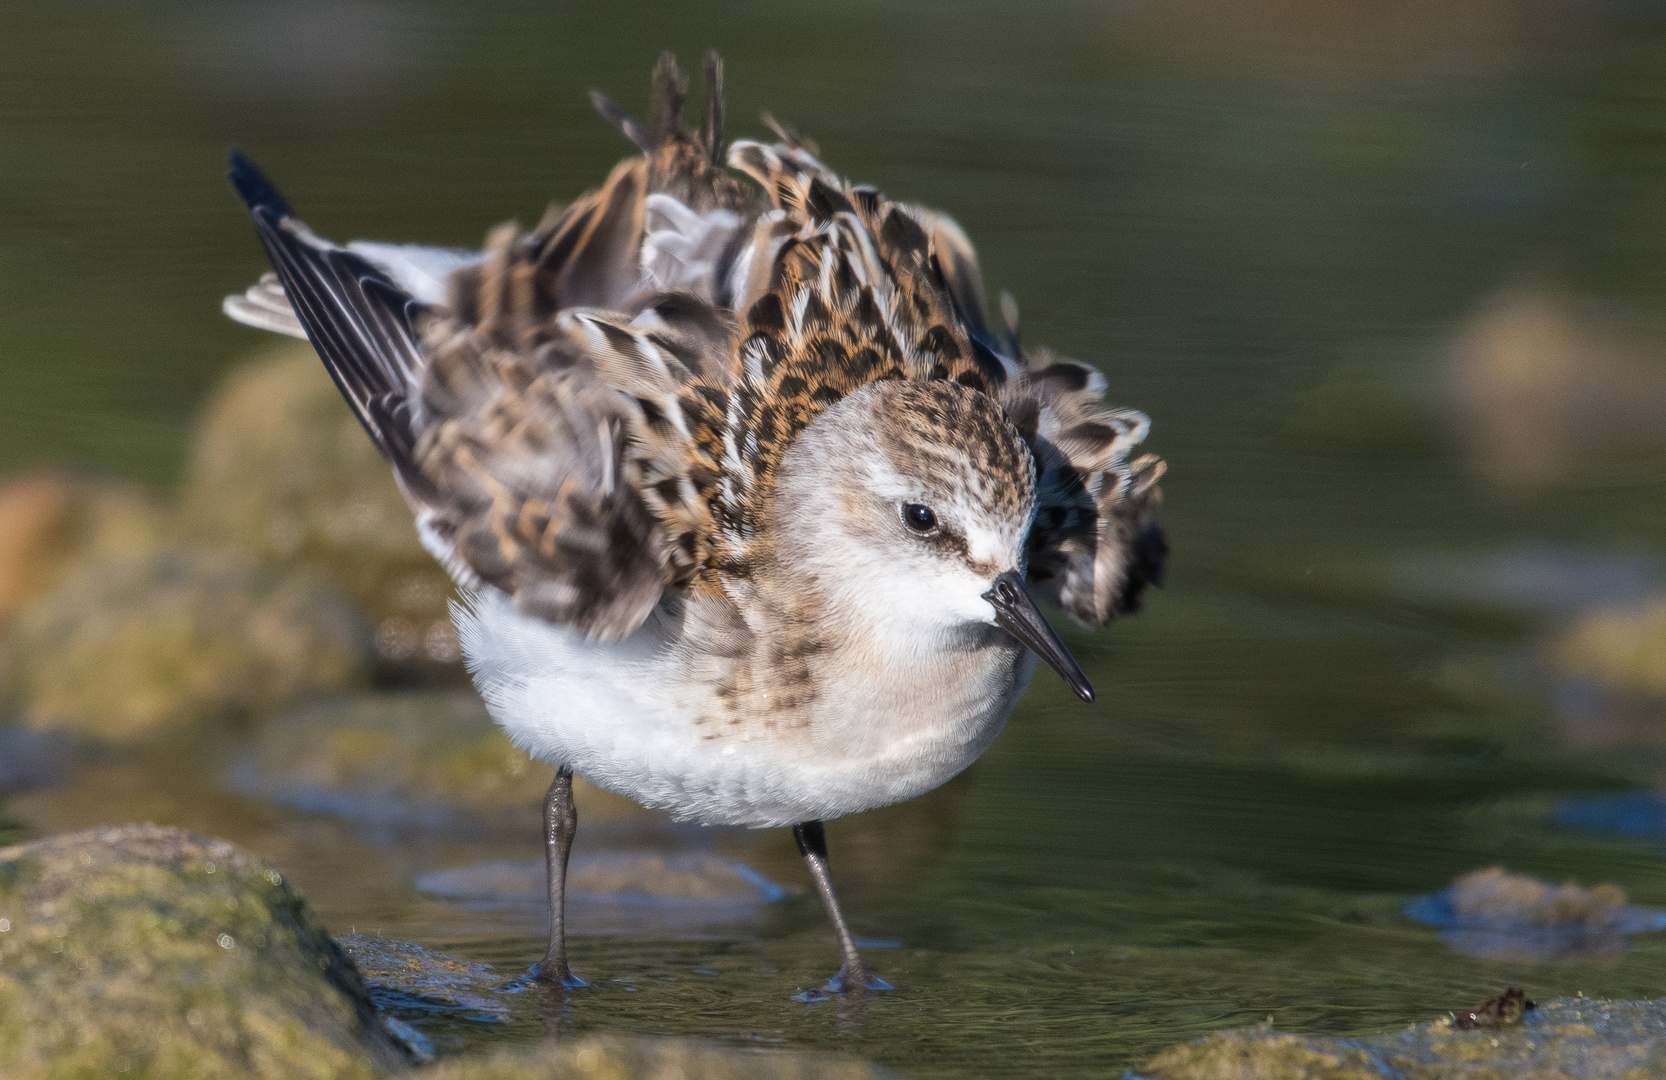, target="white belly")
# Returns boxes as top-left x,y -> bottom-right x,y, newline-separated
453,590 -> 1034,827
